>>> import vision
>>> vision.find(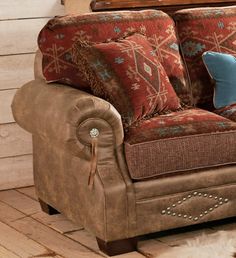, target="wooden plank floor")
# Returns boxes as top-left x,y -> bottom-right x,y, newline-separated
0,187 -> 235,258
